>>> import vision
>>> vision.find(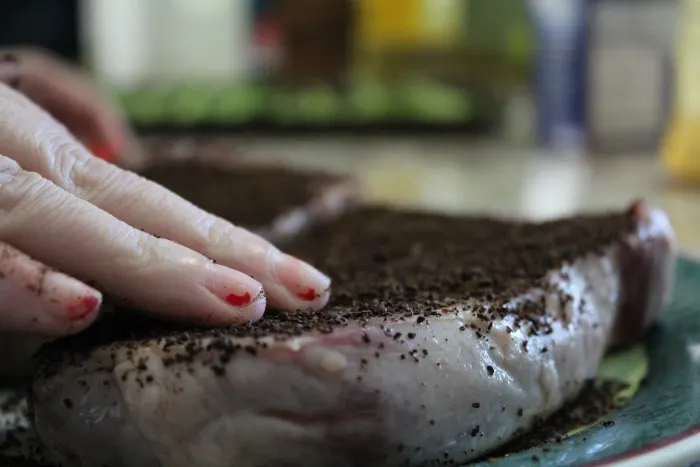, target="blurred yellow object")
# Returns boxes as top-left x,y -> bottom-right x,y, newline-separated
662,0 -> 700,184
422,0 -> 464,47
362,165 -> 424,204
663,120 -> 700,184
356,0 -> 424,48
